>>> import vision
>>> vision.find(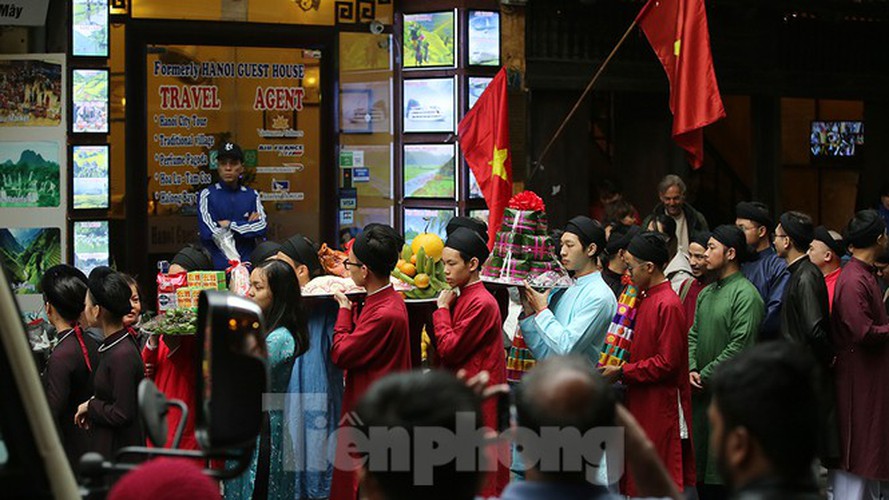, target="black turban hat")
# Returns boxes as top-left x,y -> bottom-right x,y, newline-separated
711,225 -> 751,263
445,227 -> 490,264
844,209 -> 886,249
736,201 -> 773,231
564,216 -> 606,255
813,226 -> 846,257
280,234 -> 322,276
171,245 -> 212,272
779,212 -> 814,250
627,231 -> 670,268
606,224 -> 641,256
